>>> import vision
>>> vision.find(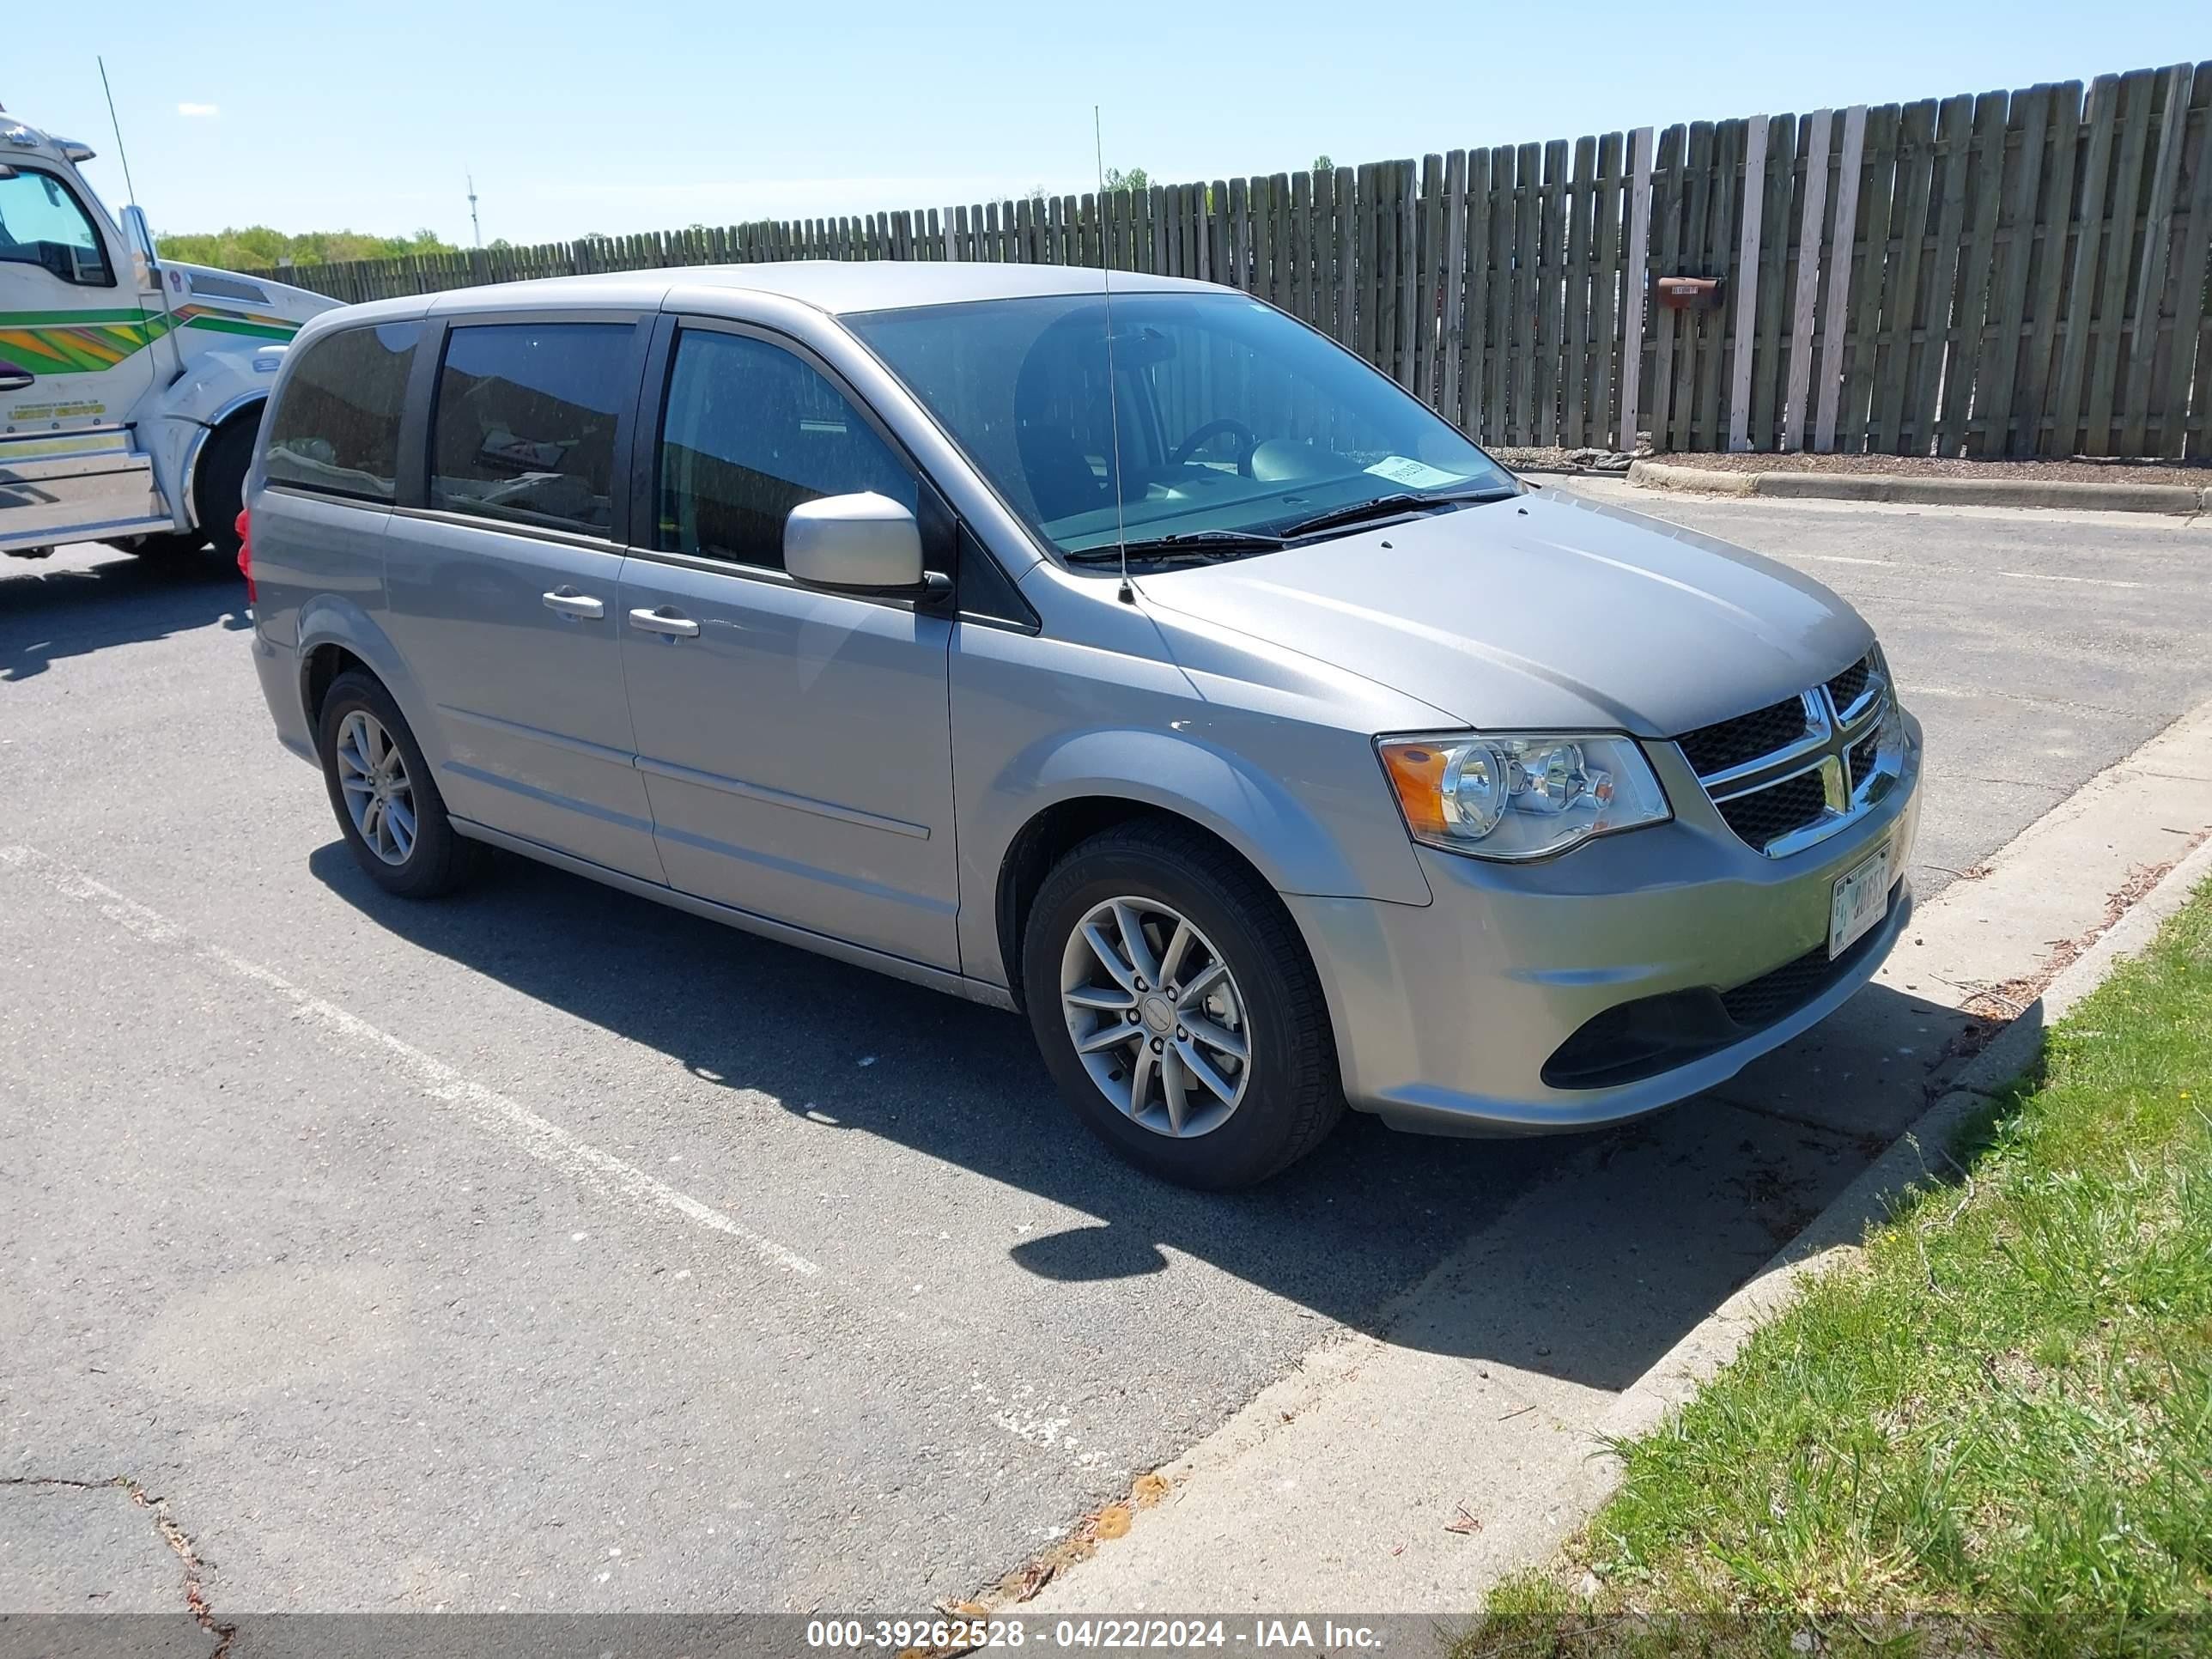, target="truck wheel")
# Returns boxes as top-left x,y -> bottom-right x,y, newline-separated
1021,819 -> 1346,1189
316,672 -> 480,899
196,421 -> 256,562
